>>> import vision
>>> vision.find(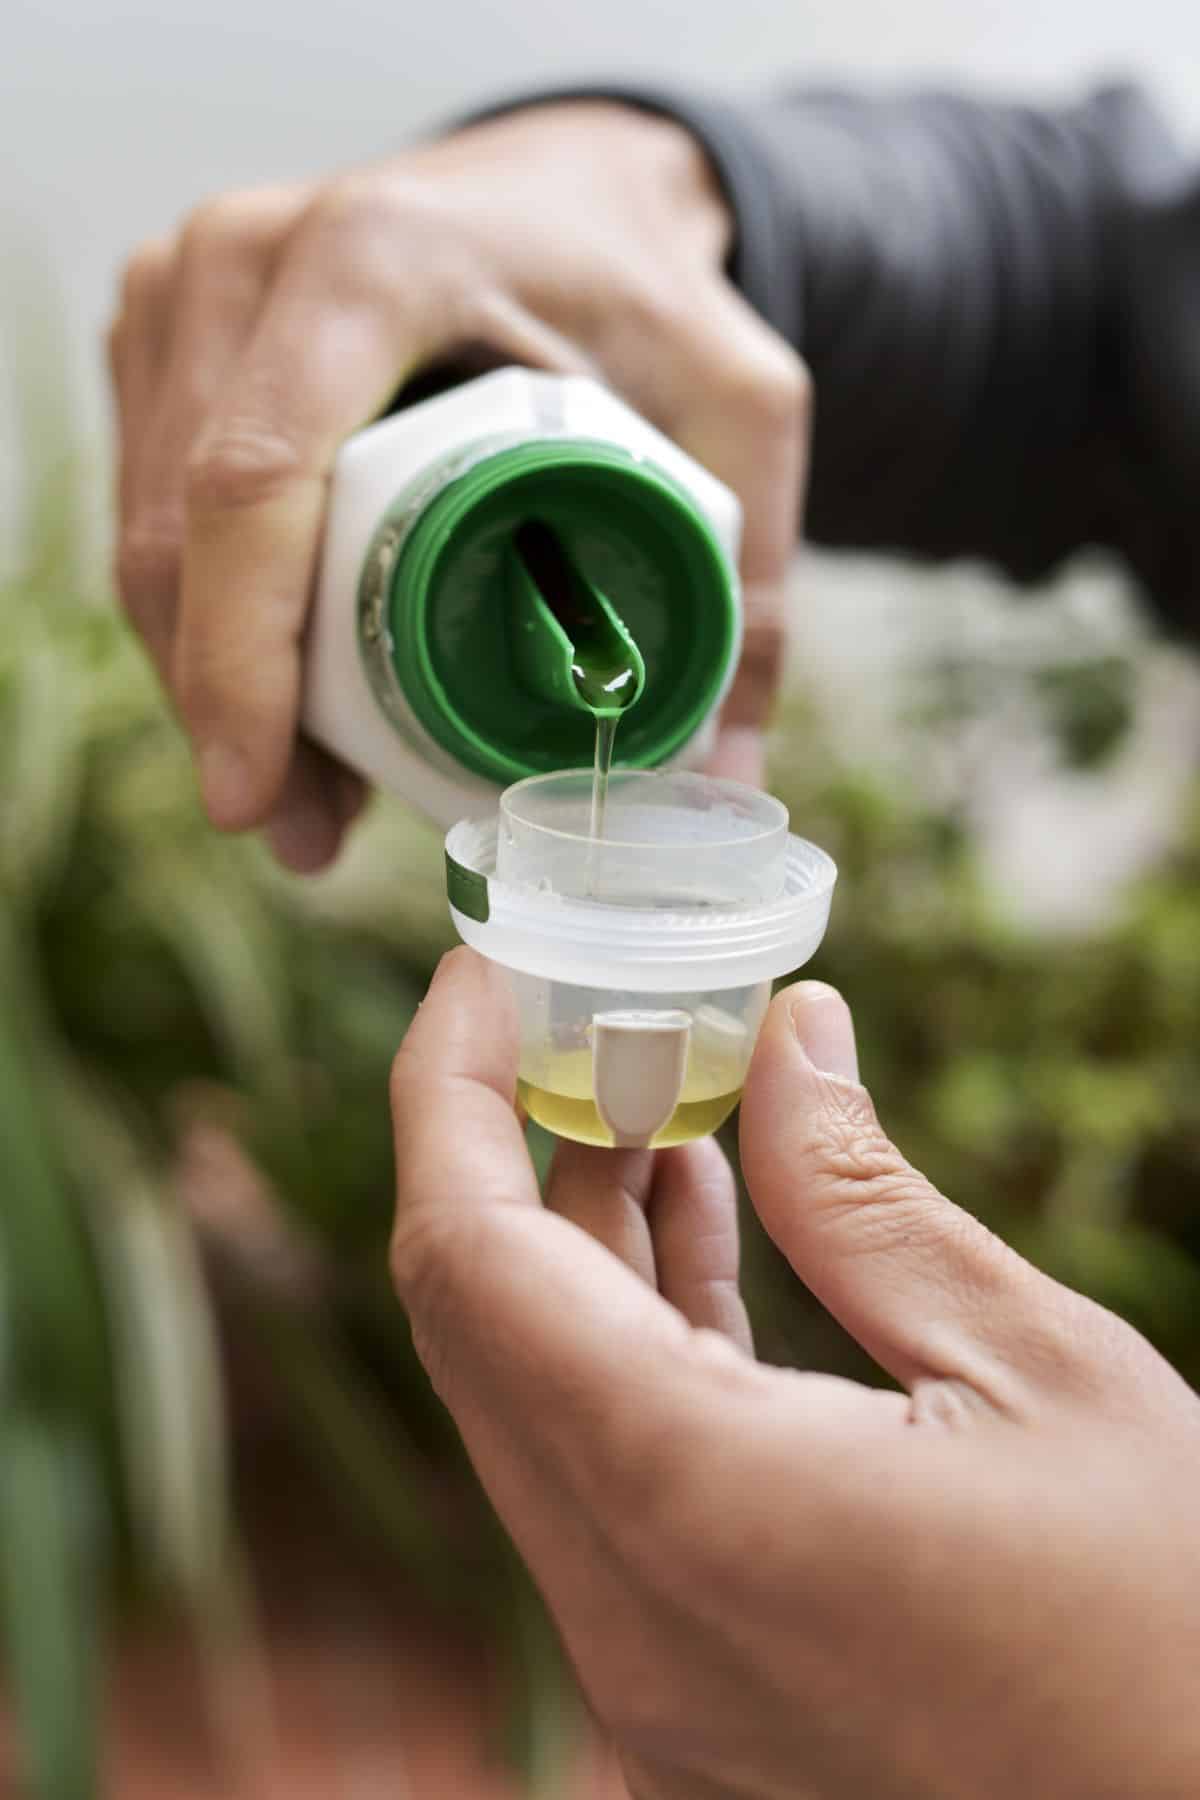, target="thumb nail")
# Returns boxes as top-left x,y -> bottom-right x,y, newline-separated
786,981 -> 859,1082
